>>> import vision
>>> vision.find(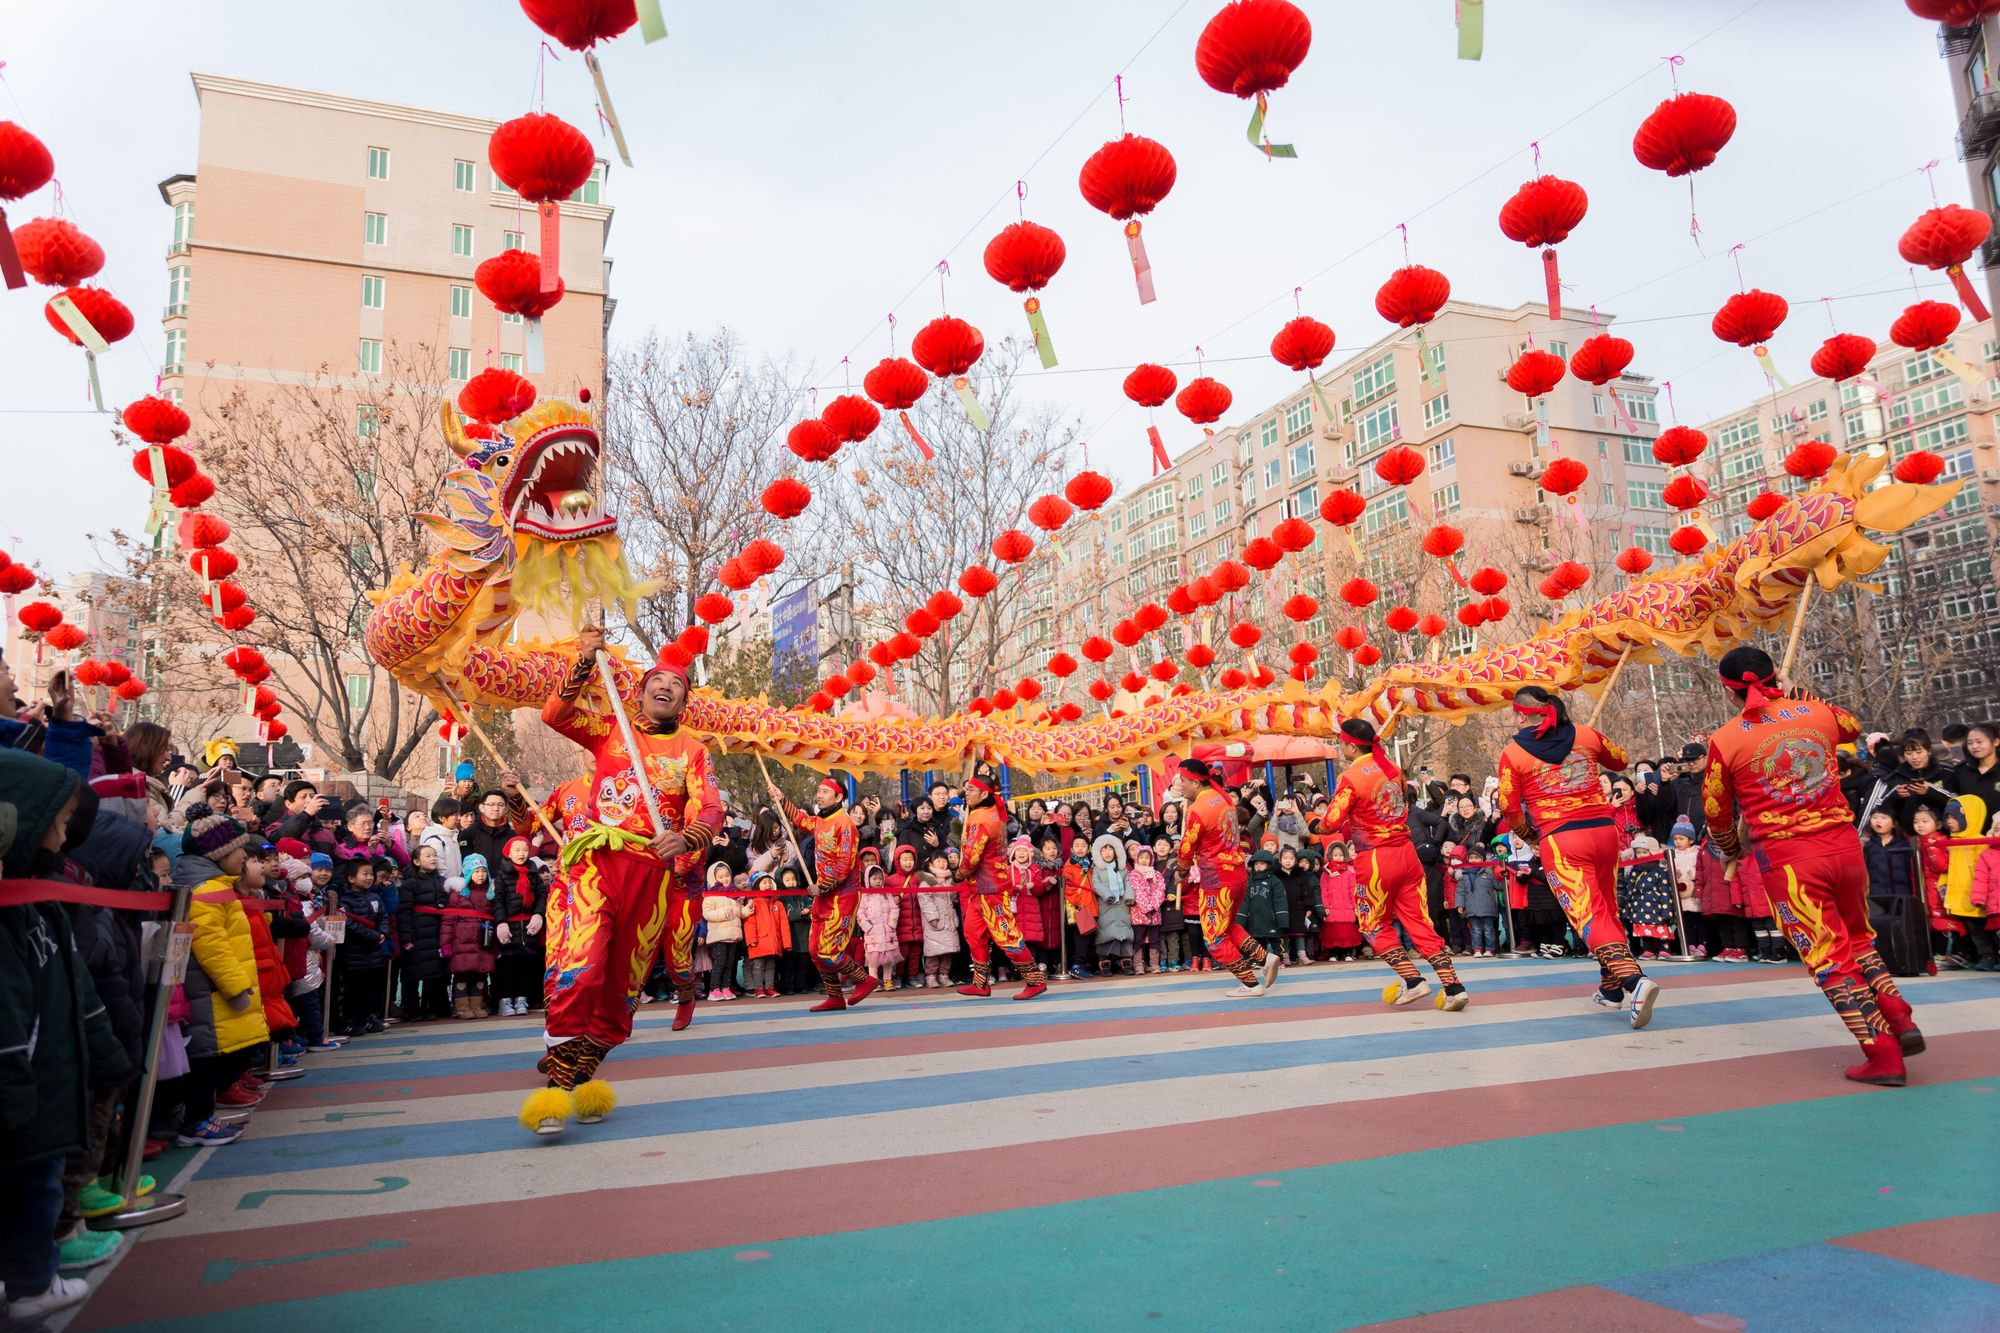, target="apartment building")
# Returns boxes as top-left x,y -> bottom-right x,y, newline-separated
1928,13 -> 2000,320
